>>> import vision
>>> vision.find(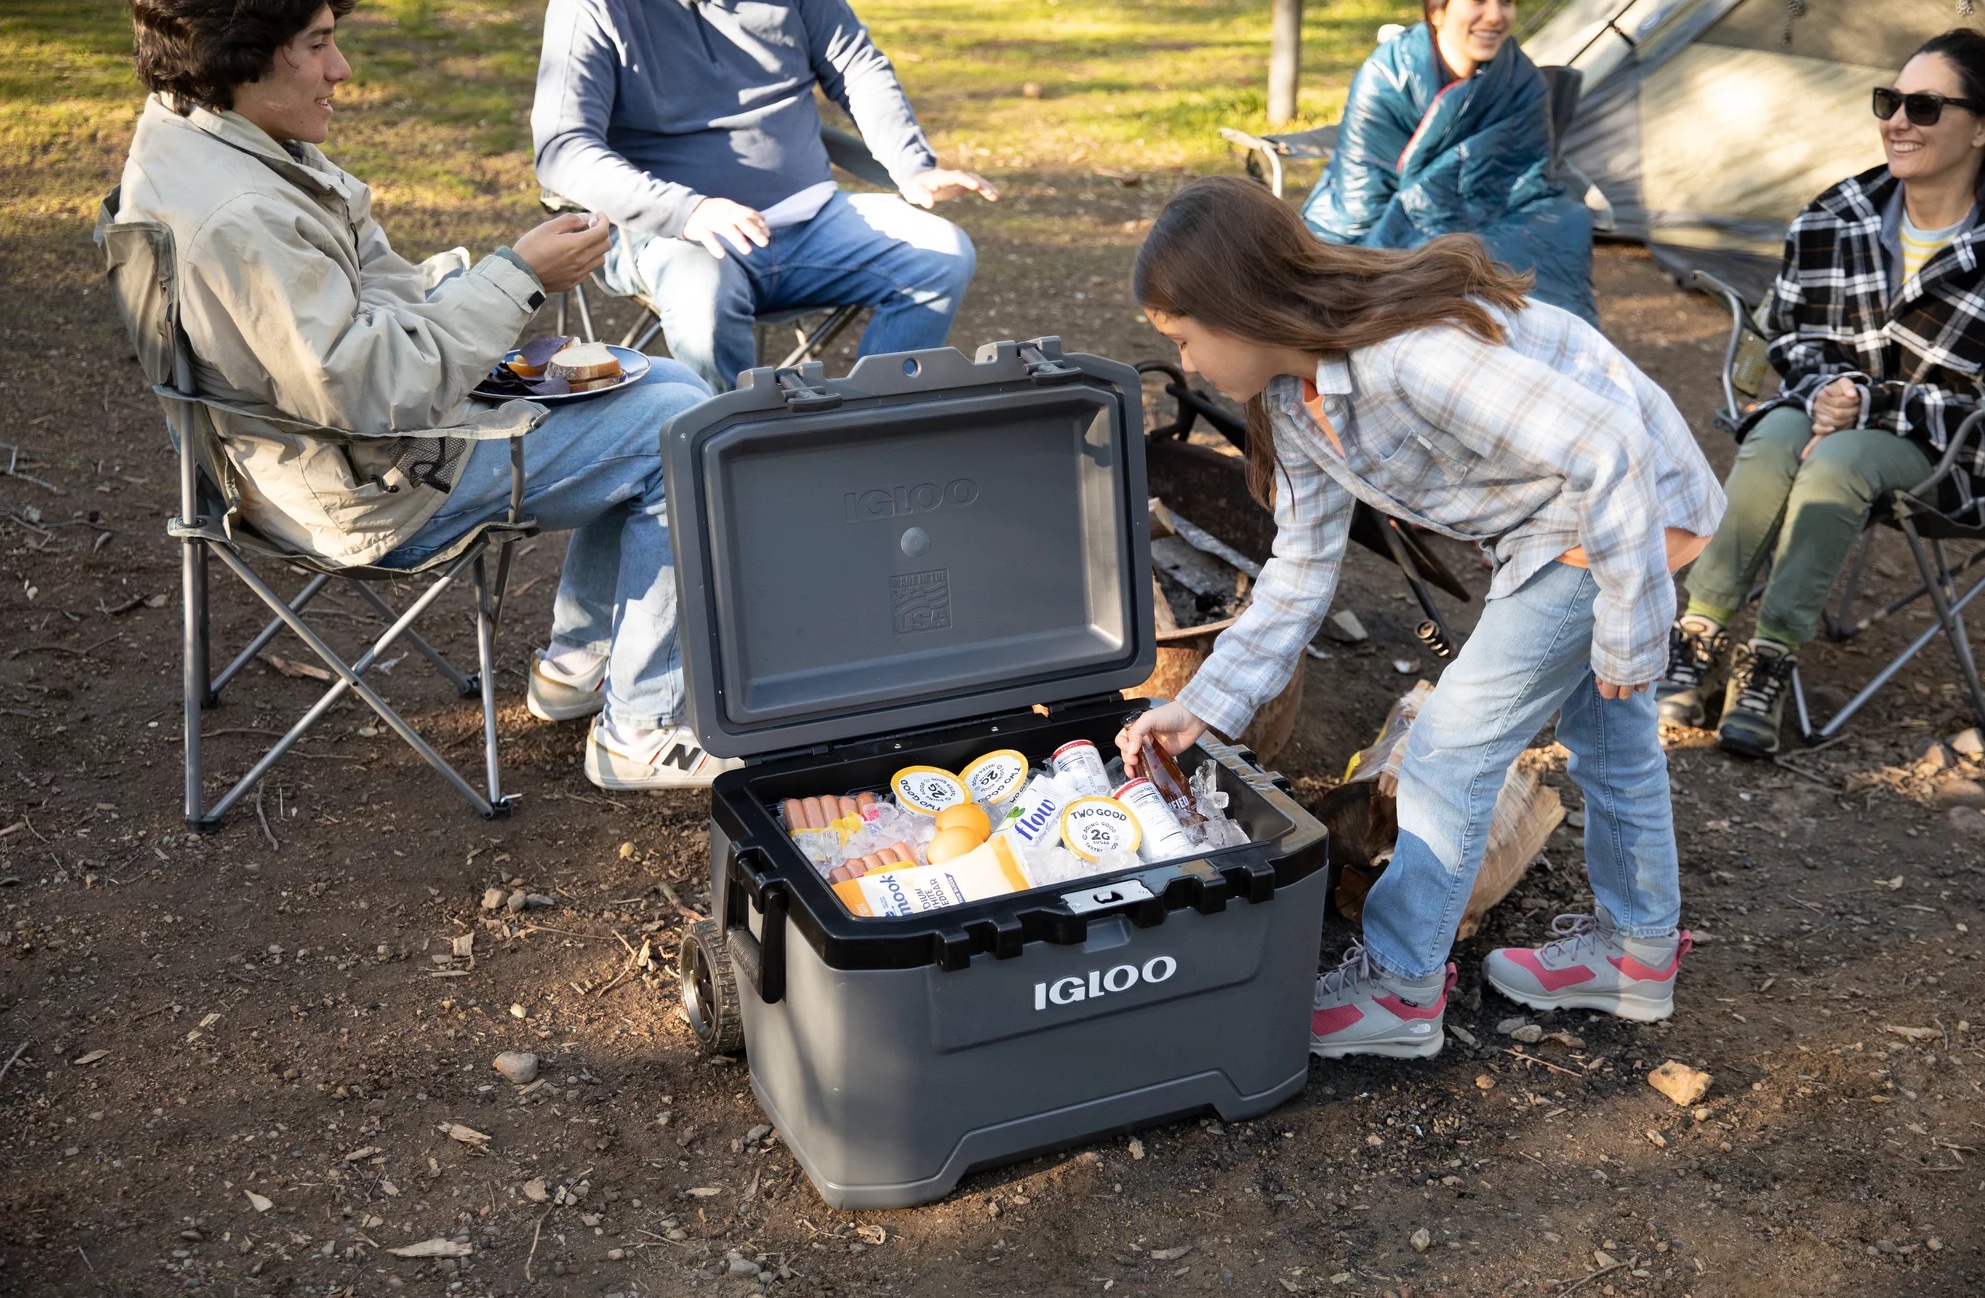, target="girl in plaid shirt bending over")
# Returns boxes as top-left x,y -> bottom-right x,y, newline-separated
1118,176 -> 1723,1060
